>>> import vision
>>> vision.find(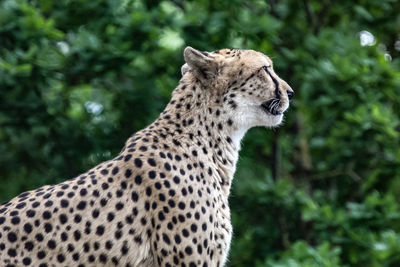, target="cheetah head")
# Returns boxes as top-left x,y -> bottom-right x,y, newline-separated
181,47 -> 293,130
